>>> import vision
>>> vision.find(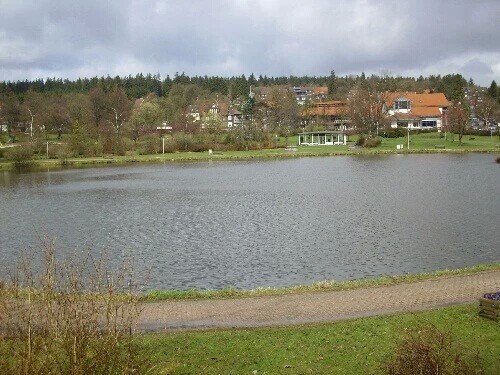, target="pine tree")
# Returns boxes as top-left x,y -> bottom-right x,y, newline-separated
487,80 -> 497,99
327,70 -> 336,98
